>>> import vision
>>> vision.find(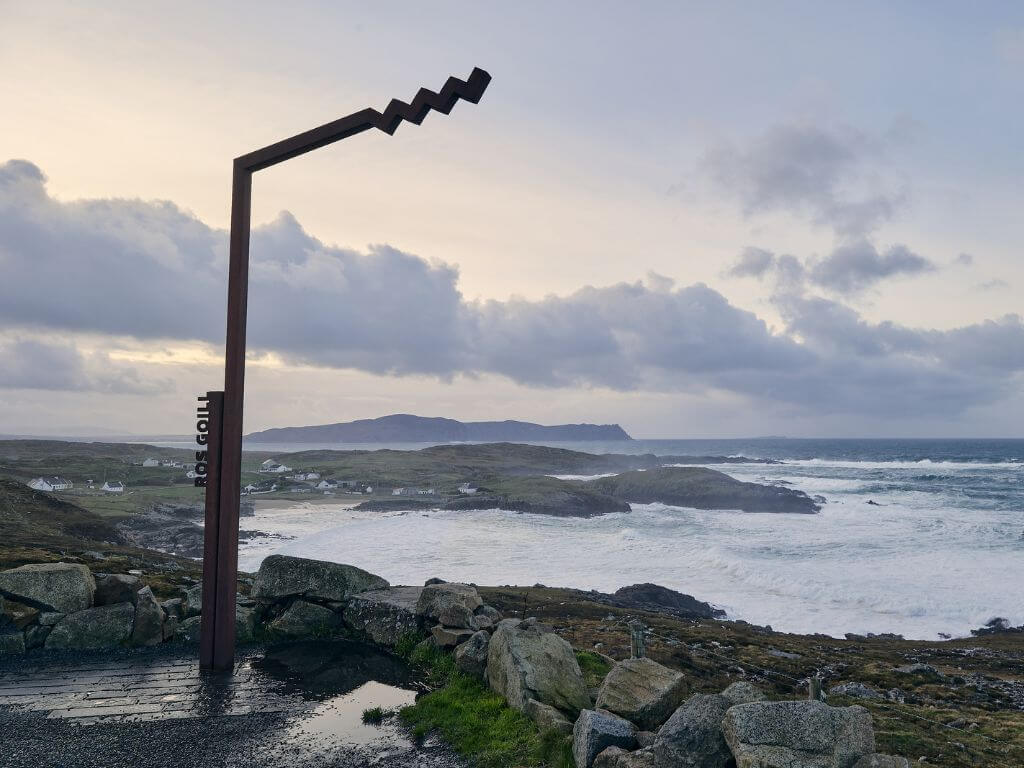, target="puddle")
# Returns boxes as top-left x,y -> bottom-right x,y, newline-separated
282,679 -> 417,746
238,640 -> 435,765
